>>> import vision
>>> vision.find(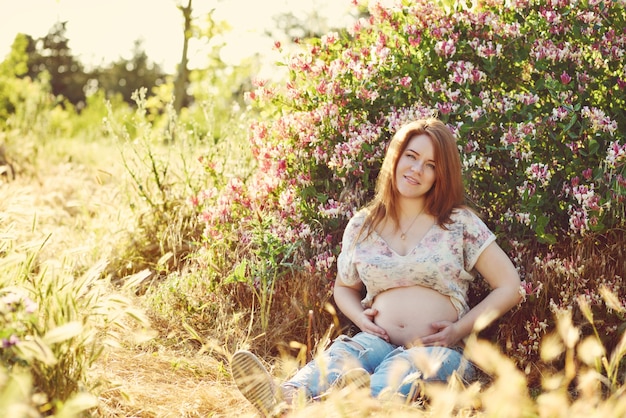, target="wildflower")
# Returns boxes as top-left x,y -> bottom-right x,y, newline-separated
581,106 -> 618,135
605,141 -> 626,168
551,106 -> 569,121
526,163 -> 552,187
560,71 -> 572,85
568,206 -> 589,235
2,334 -> 19,348
434,39 -> 456,58
517,181 -> 536,198
520,280 -> 543,301
321,32 -> 339,47
399,76 -> 412,87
